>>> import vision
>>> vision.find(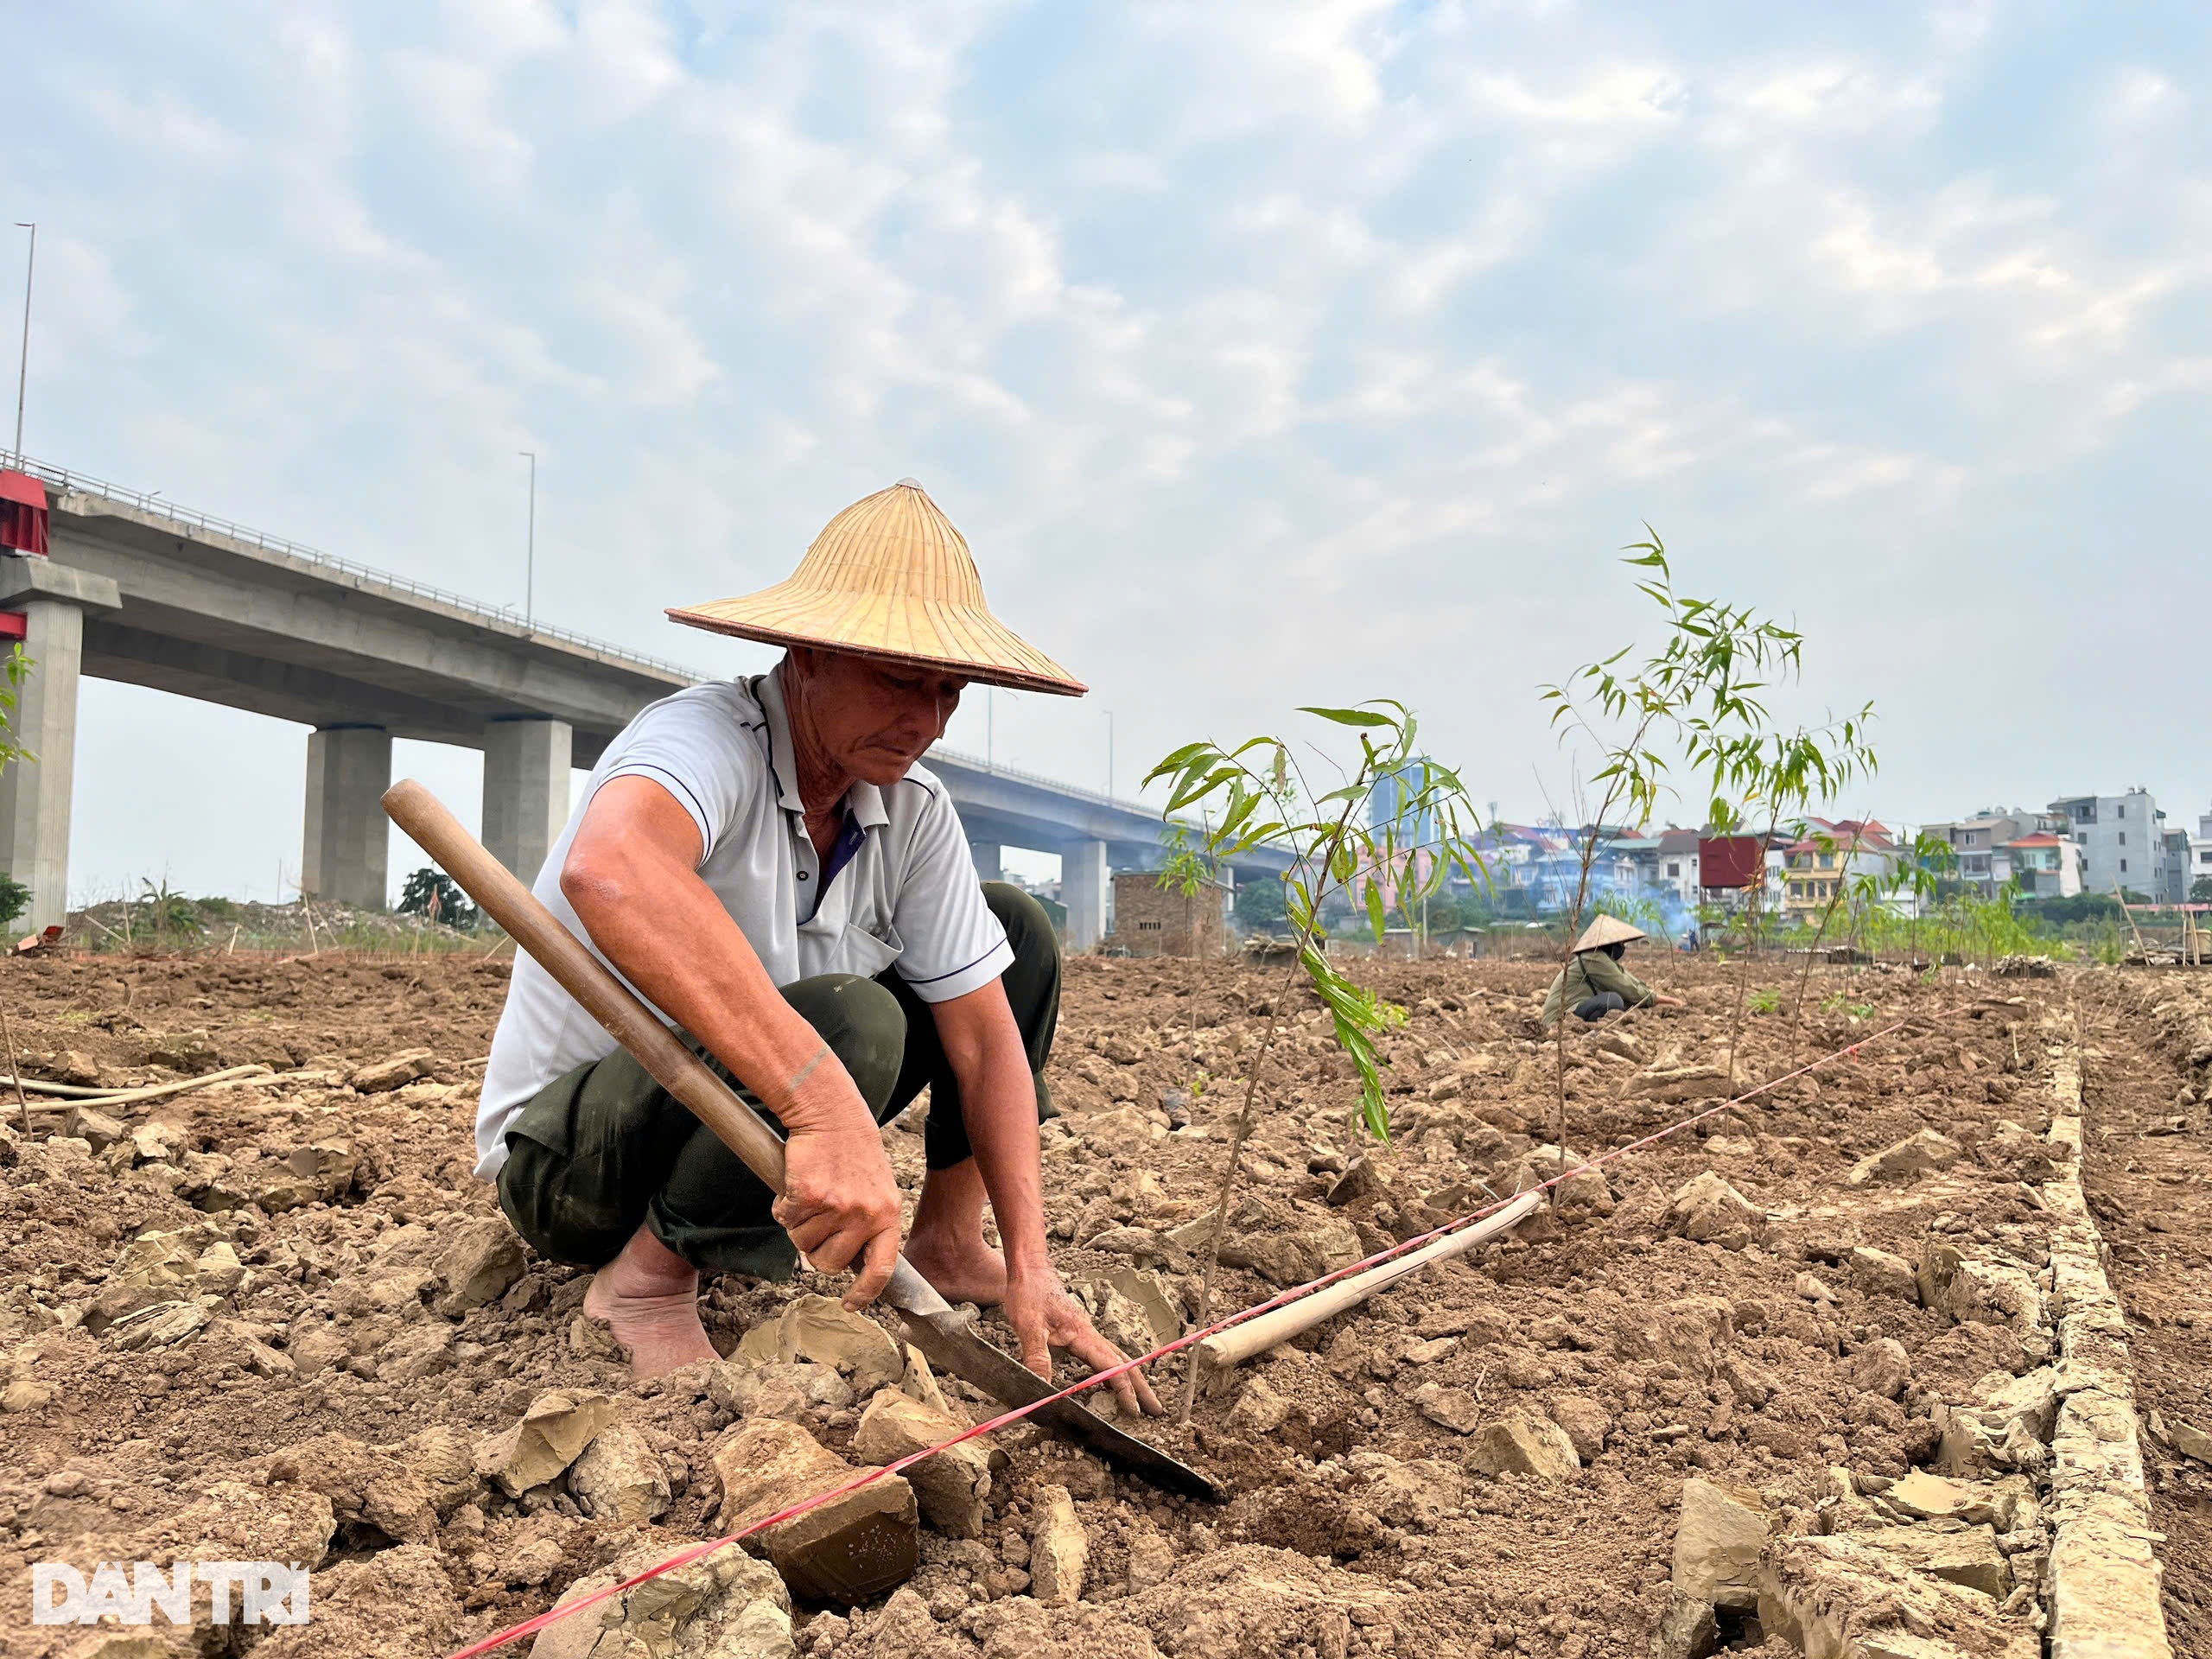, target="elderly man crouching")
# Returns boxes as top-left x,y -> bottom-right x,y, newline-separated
474,480 -> 1156,1414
